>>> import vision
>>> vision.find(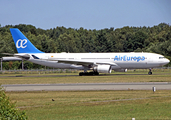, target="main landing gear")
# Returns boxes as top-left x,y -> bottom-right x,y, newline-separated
79,72 -> 99,76
148,68 -> 152,75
